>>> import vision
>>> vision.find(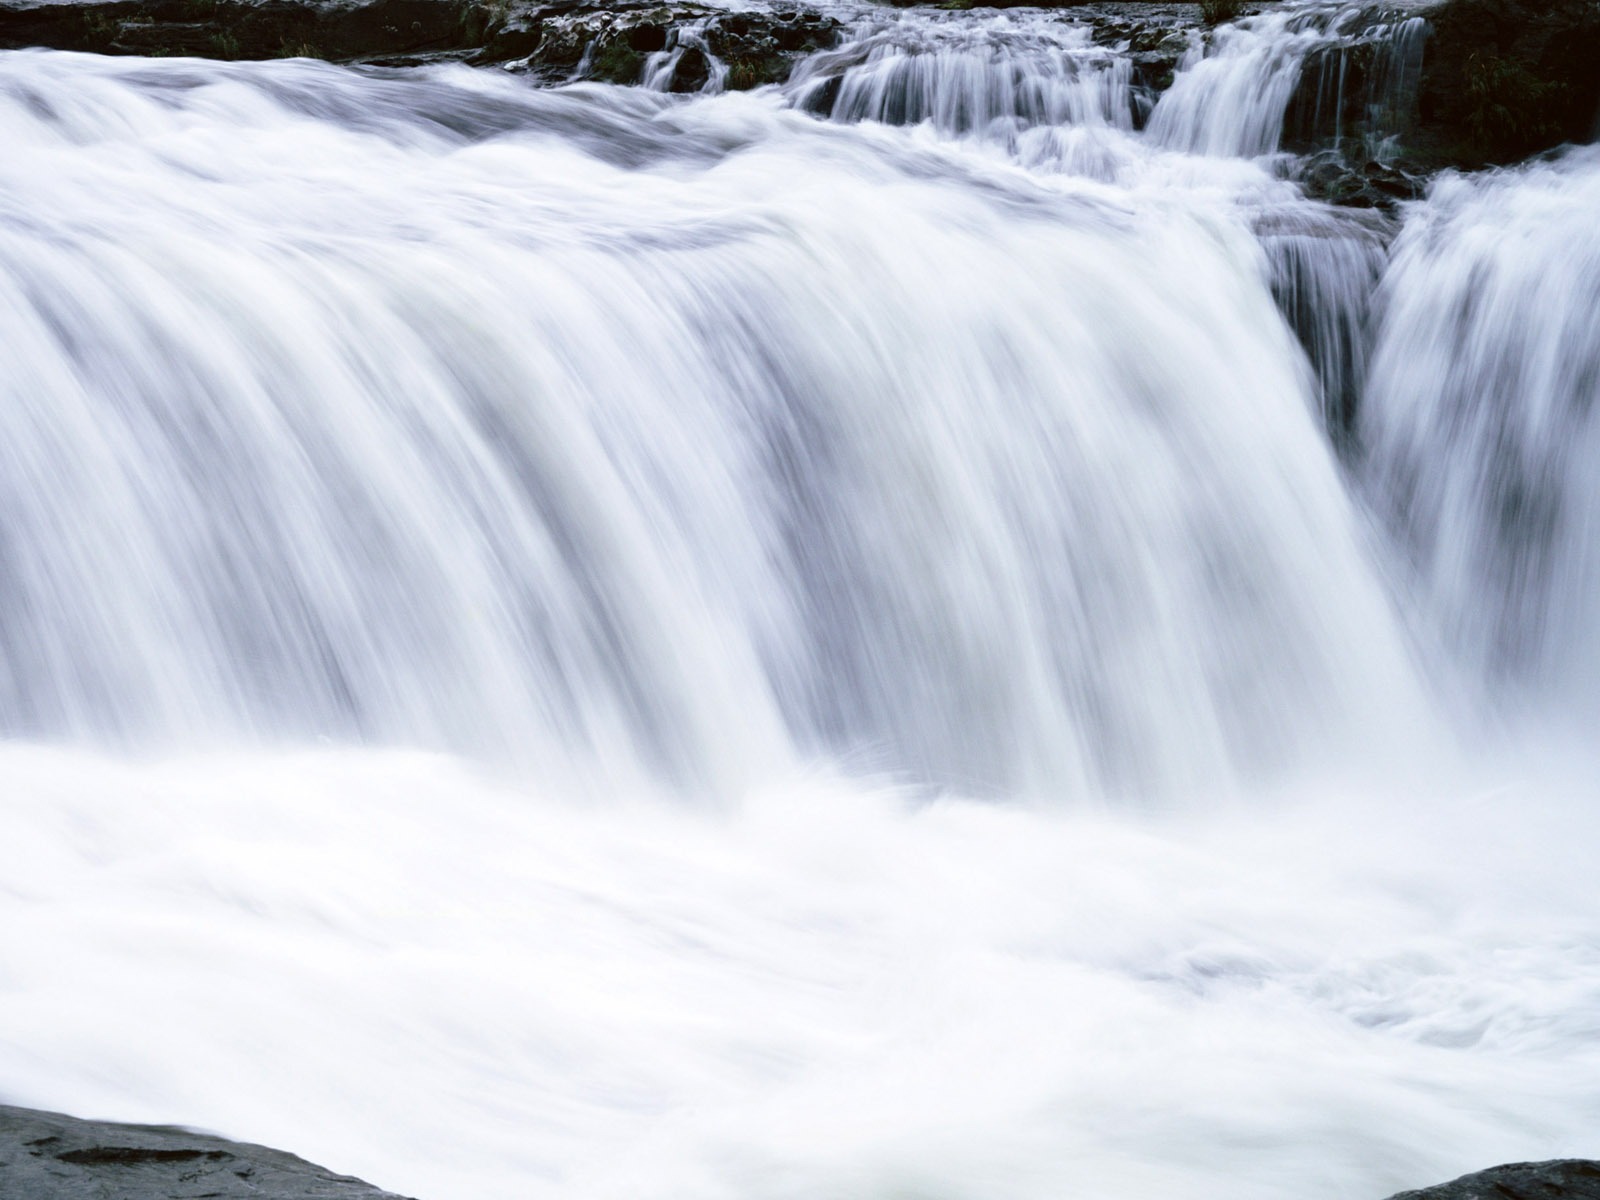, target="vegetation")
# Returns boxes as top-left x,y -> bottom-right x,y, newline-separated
1198,0 -> 1244,27
1461,51 -> 1564,156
